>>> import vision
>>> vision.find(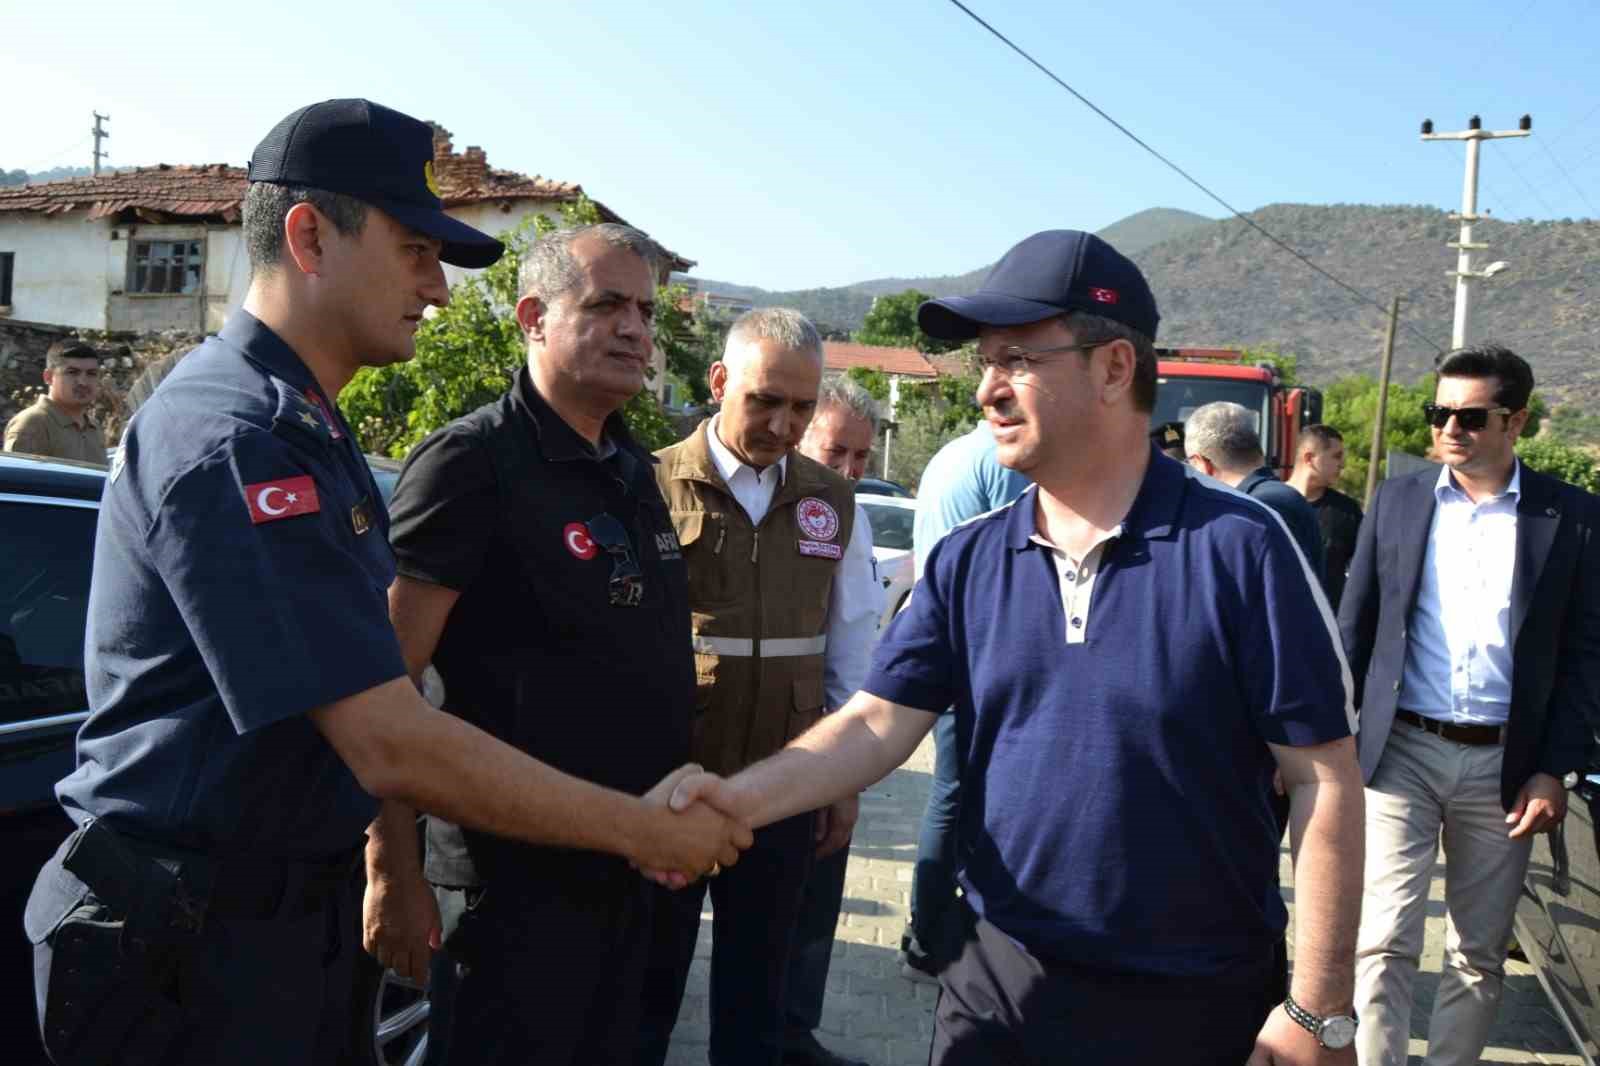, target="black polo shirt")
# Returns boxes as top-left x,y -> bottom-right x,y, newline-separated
1311,487 -> 1364,611
387,368 -> 695,885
